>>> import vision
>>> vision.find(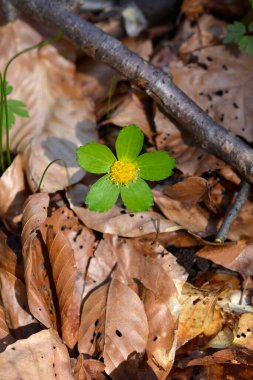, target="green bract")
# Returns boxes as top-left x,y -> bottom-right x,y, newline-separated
76,125 -> 176,212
